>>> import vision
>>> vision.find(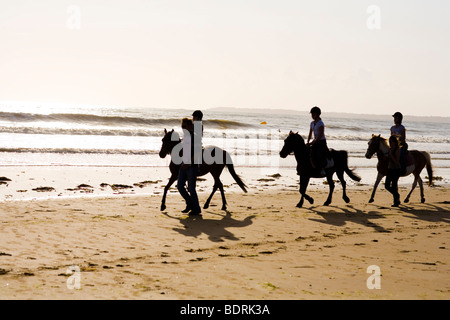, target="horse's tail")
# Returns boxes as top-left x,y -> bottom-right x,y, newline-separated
338,150 -> 361,182
422,151 -> 433,186
225,152 -> 248,193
